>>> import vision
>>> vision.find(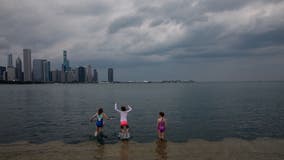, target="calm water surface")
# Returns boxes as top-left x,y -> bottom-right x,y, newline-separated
0,82 -> 284,143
